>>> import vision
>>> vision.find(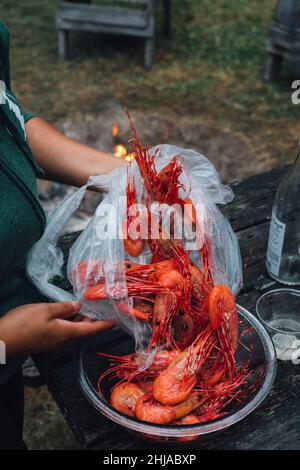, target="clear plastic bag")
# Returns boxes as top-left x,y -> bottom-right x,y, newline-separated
27,145 -> 242,352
